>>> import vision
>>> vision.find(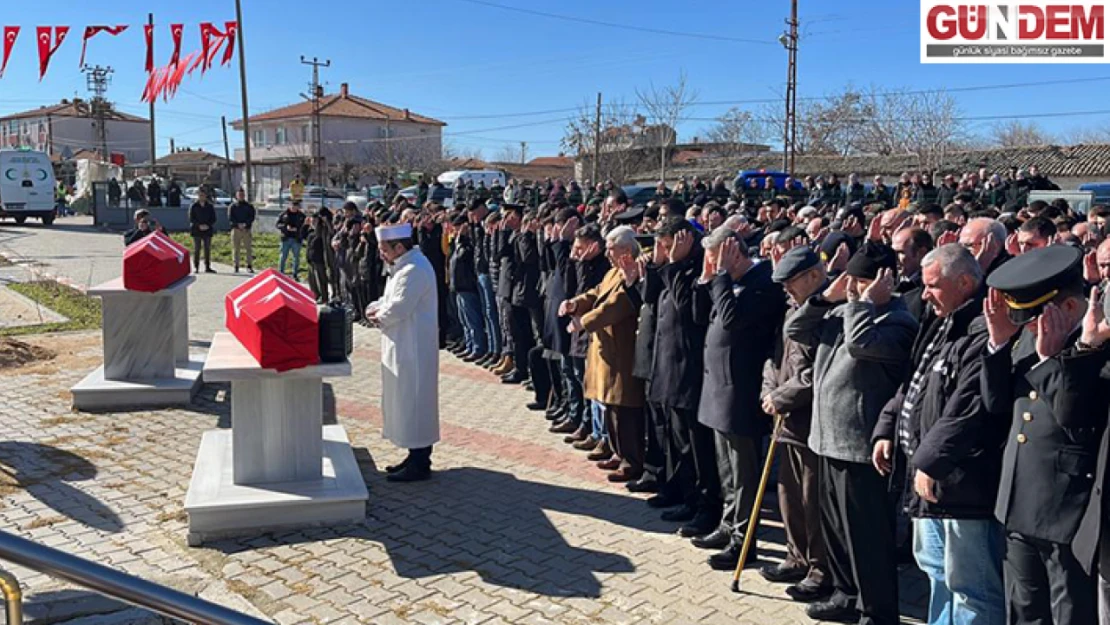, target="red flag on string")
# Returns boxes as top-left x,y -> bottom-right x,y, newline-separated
166,52 -> 194,97
1,27 -> 19,79
169,23 -> 183,67
36,26 -> 69,81
79,25 -> 128,67
221,21 -> 238,66
144,24 -> 154,72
